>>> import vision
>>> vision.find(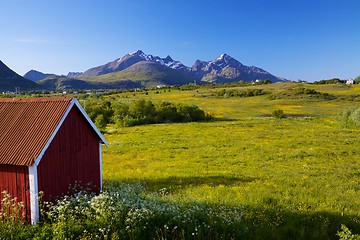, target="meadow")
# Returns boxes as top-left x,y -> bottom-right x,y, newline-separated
1,82 -> 360,239
102,82 -> 360,238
